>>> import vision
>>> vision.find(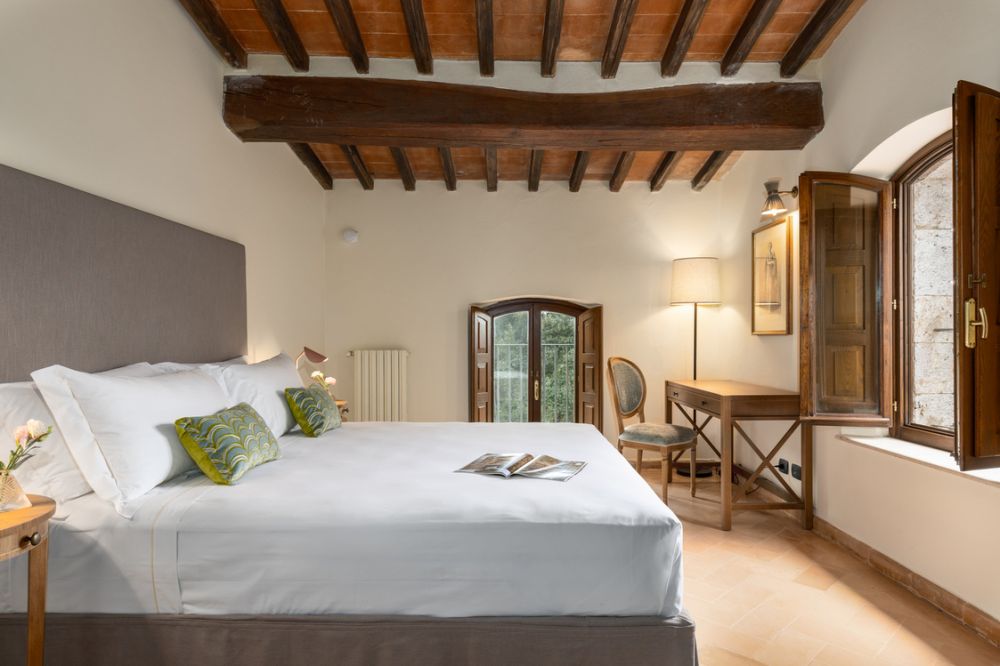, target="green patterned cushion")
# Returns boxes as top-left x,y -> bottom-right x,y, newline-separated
174,402 -> 280,485
285,386 -> 341,437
